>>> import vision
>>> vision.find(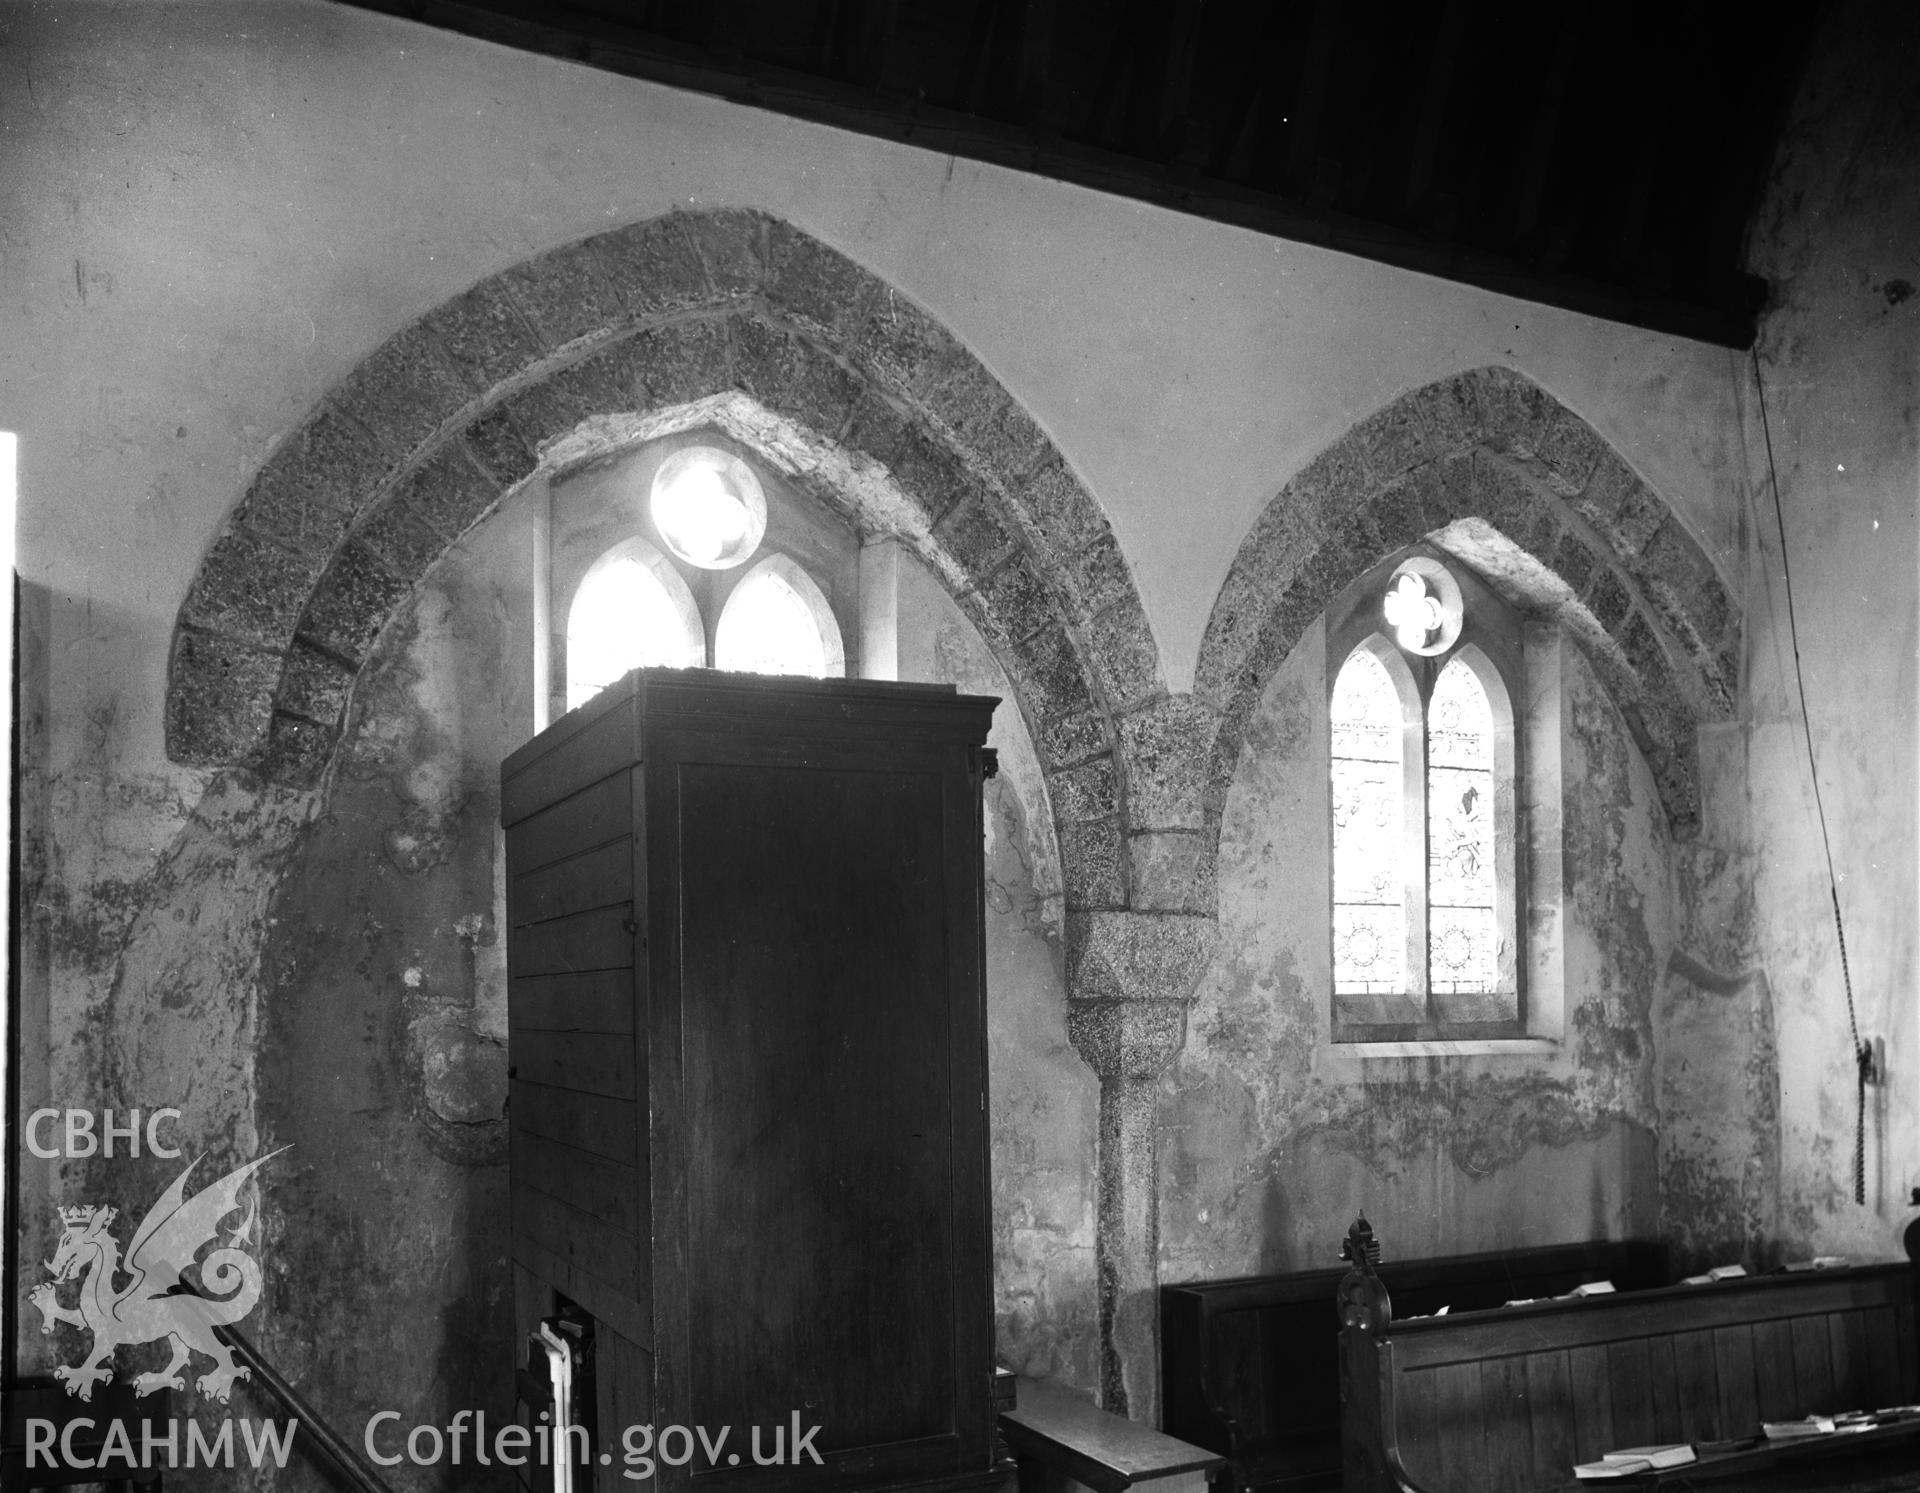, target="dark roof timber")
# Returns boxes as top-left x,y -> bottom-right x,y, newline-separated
329,0 -> 1823,349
